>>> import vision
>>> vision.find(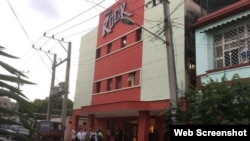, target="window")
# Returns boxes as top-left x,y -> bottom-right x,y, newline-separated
128,72 -> 136,87
107,43 -> 112,54
96,48 -> 101,59
39,123 -> 50,131
211,22 -> 250,69
116,76 -> 122,89
224,49 -> 239,66
136,28 -> 142,41
121,36 -> 127,48
107,79 -> 112,91
96,82 -> 101,93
